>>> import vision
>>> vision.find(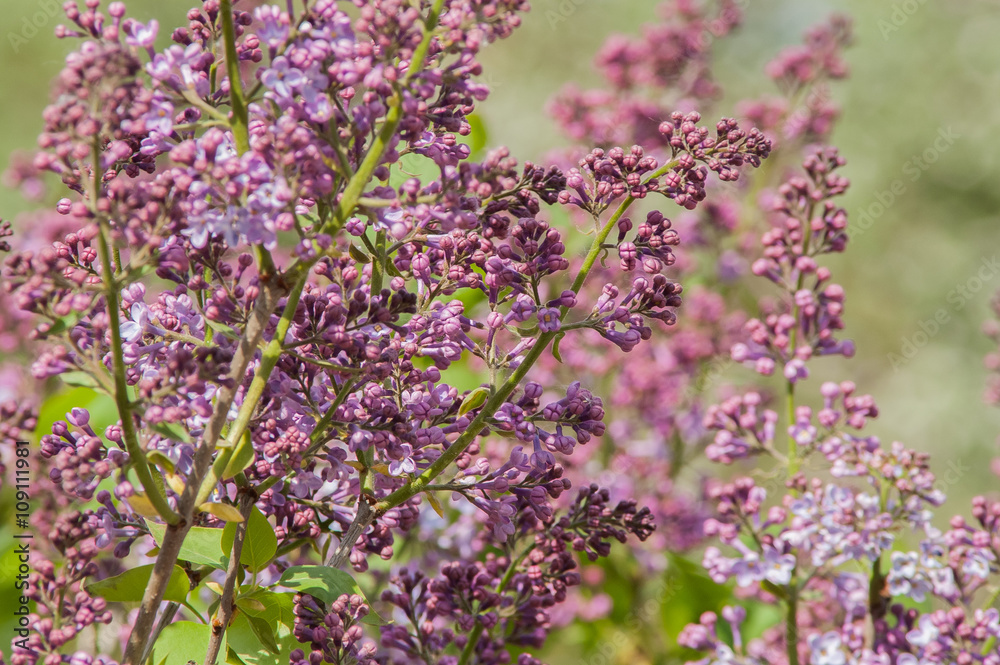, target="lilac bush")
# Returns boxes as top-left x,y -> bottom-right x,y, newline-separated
0,1 -> 998,665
